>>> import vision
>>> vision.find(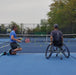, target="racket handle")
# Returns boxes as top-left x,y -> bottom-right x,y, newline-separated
18,38 -> 22,40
